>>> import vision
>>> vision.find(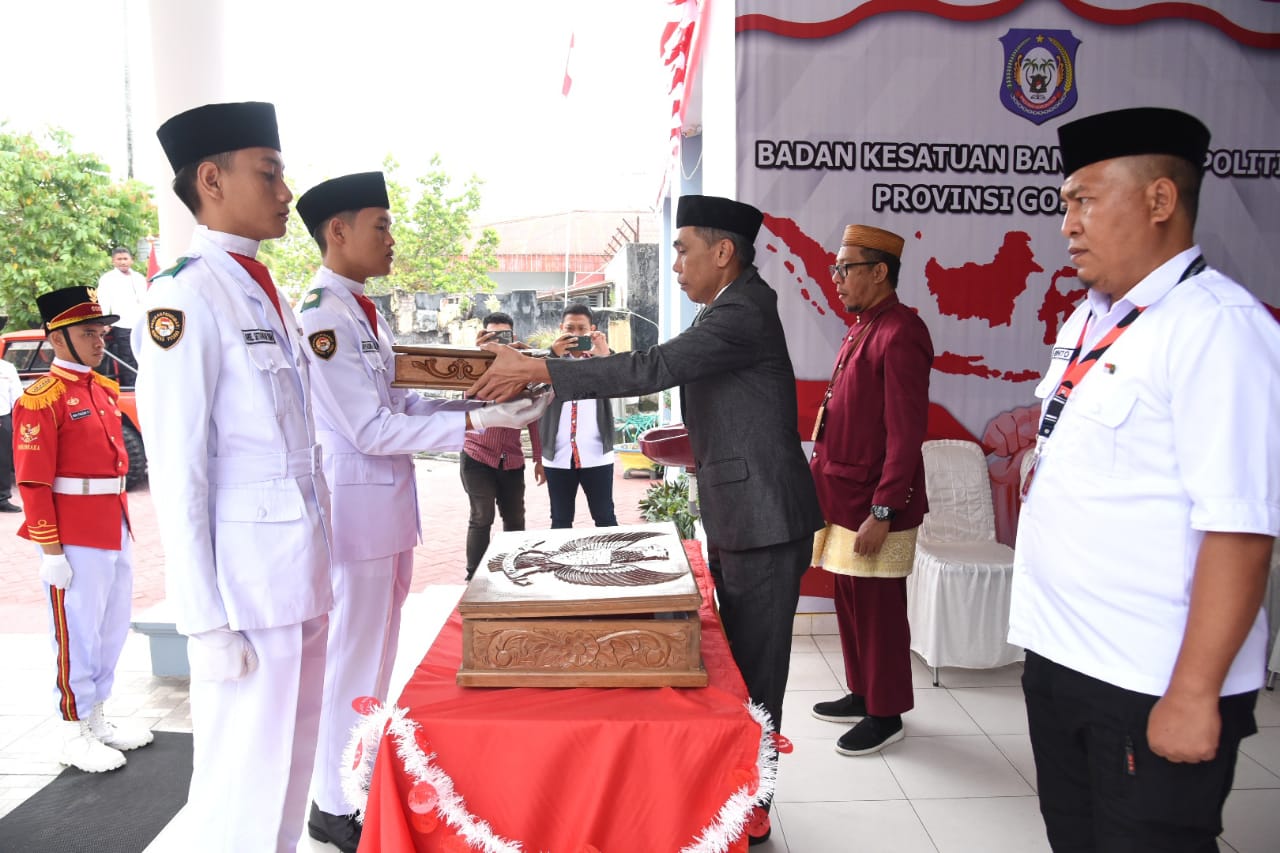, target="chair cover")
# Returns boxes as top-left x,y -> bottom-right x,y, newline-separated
907,439 -> 1024,669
